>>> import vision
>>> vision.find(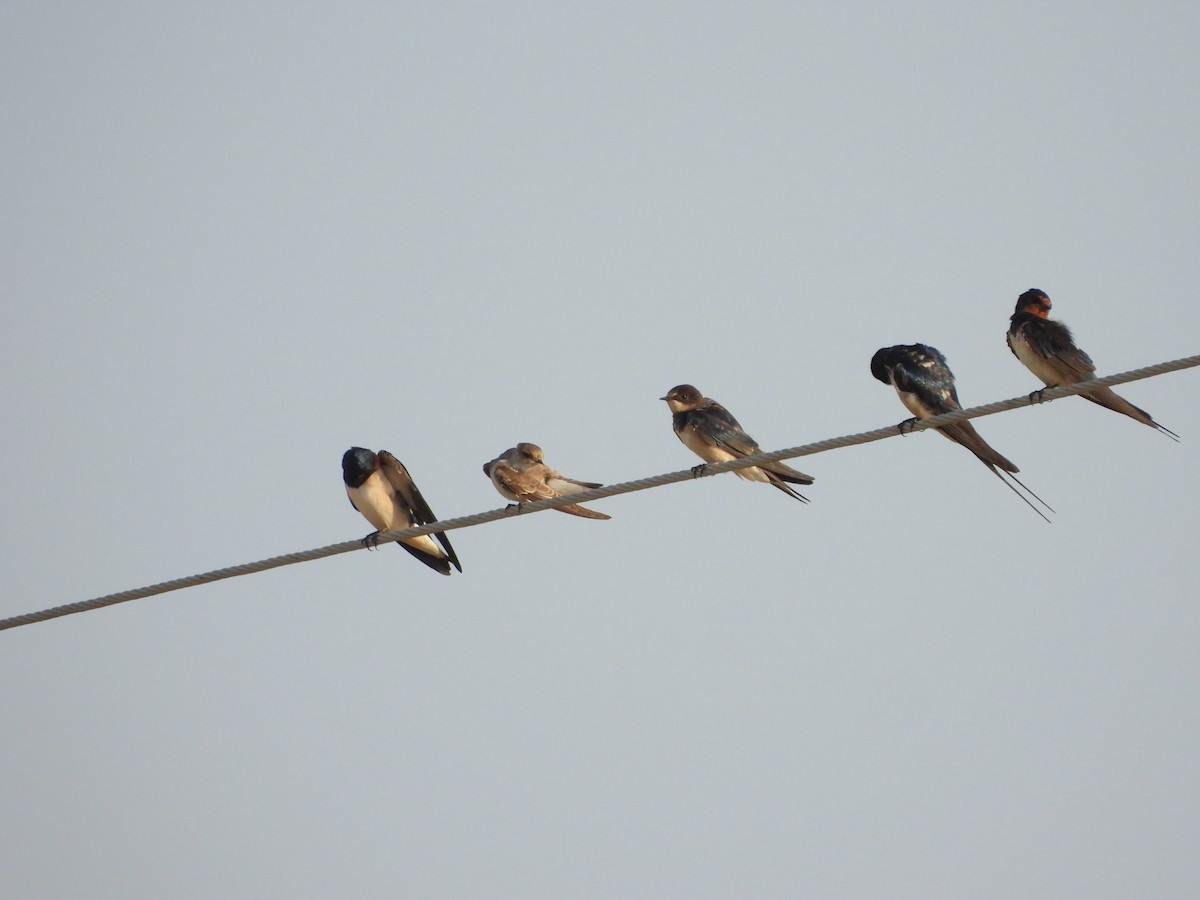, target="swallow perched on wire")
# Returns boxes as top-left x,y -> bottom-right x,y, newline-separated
483,443 -> 611,520
870,344 -> 1053,521
1007,288 -> 1179,440
341,447 -> 462,575
661,384 -> 814,503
